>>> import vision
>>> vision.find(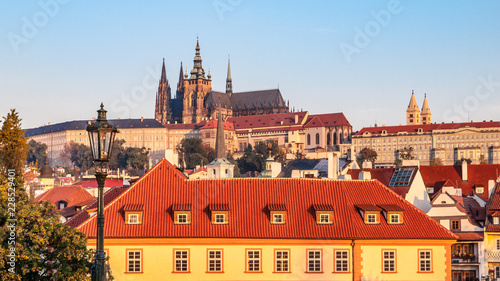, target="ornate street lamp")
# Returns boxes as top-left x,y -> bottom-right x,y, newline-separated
87,103 -> 117,281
